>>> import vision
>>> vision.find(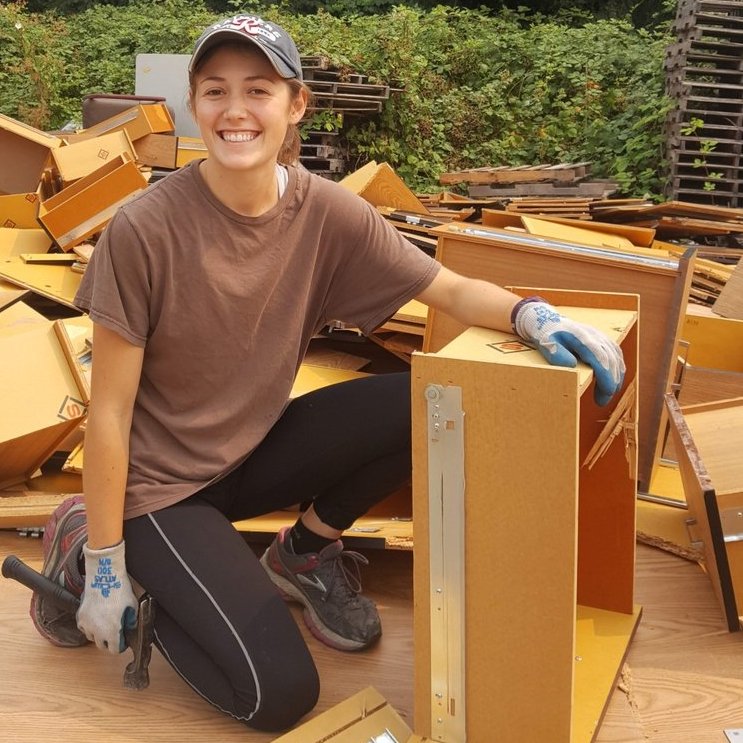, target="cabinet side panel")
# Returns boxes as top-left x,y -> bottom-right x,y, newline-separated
412,355 -> 579,740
